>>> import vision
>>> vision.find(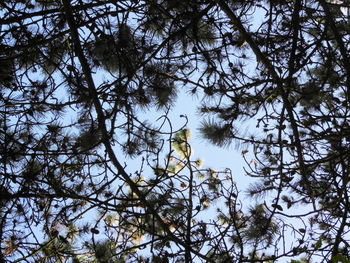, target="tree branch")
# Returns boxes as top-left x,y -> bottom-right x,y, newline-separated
61,0 -> 214,261
214,0 -> 313,199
